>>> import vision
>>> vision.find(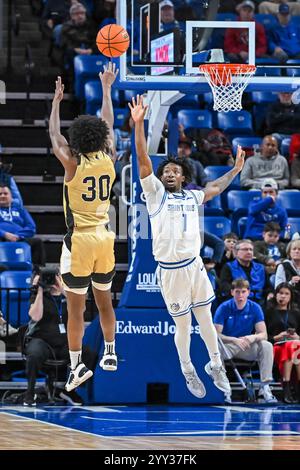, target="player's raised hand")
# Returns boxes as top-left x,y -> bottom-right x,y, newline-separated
99,61 -> 119,87
234,145 -> 245,173
128,95 -> 148,123
53,76 -> 64,102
